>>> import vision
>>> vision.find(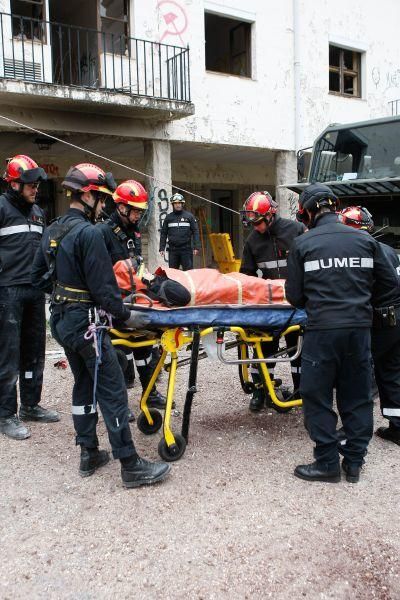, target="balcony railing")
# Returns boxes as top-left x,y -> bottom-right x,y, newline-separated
0,12 -> 191,102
